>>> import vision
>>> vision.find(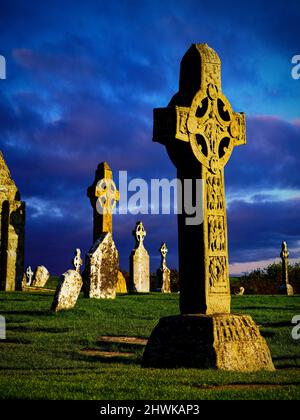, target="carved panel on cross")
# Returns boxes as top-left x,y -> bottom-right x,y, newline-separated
209,256 -> 228,293
208,215 -> 226,253
206,173 -> 224,211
